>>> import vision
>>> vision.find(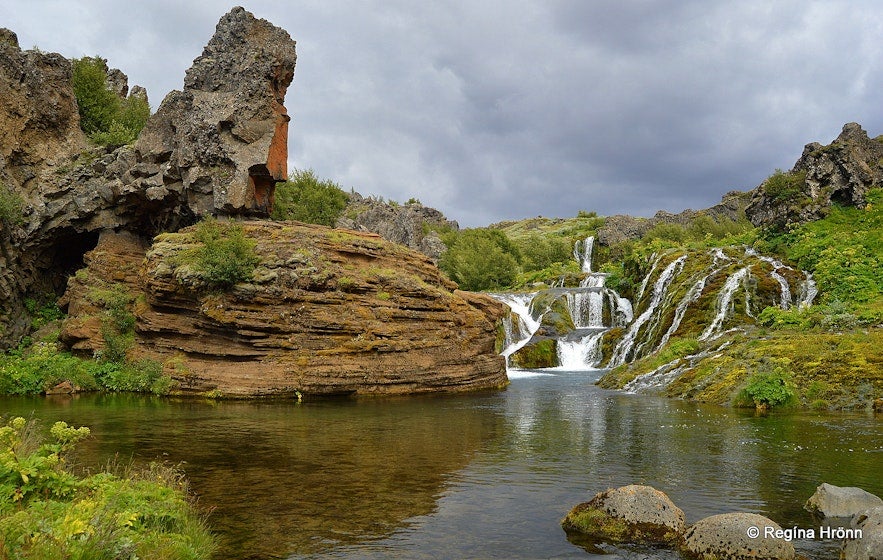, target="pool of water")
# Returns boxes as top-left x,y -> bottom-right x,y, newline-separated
2,369 -> 881,559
